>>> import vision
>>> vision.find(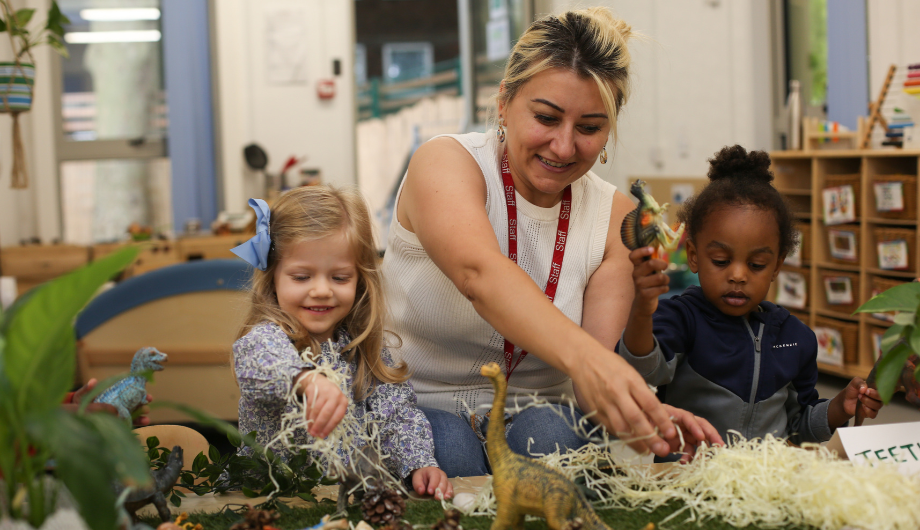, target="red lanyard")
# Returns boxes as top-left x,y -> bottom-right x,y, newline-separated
500,151 -> 572,380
